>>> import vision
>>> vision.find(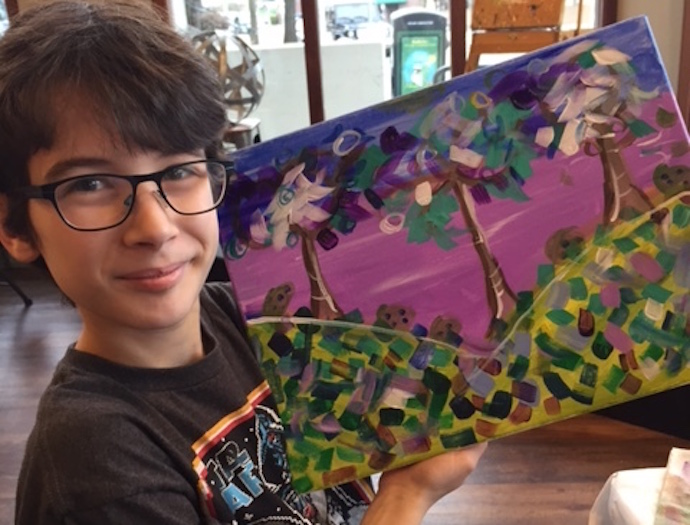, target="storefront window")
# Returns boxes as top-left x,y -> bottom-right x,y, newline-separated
173,1 -> 309,142
321,1 -> 602,118
172,1 -> 601,142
